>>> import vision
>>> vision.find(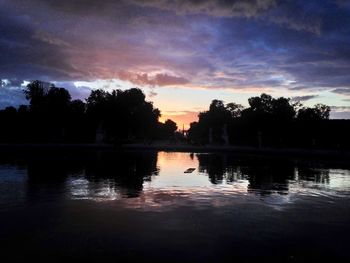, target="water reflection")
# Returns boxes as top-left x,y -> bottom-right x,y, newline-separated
1,151 -> 350,262
0,150 -> 350,209
66,152 -> 158,201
